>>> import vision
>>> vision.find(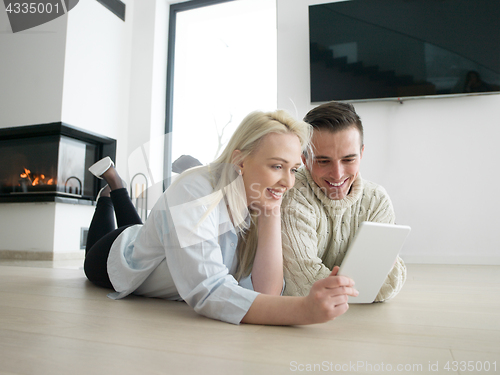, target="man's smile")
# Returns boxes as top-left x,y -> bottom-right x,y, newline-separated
325,178 -> 348,188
